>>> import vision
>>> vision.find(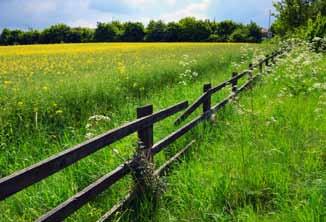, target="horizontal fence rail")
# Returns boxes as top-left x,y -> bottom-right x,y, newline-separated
37,161 -> 133,222
174,50 -> 283,125
0,101 -> 188,200
0,47 -> 287,222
